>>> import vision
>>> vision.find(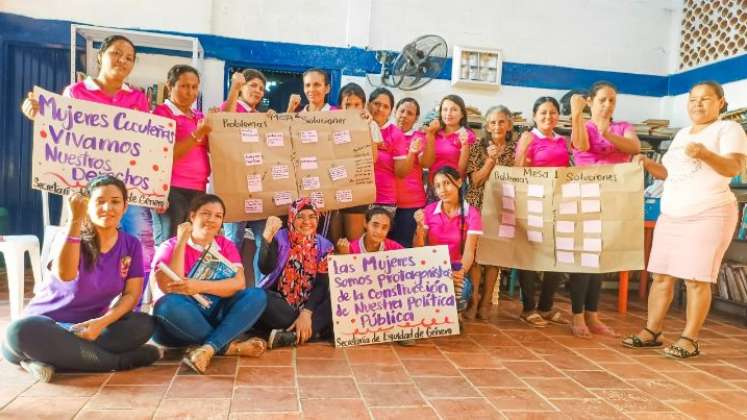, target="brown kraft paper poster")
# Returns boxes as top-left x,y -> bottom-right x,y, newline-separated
208,110 -> 375,222
476,163 -> 644,273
